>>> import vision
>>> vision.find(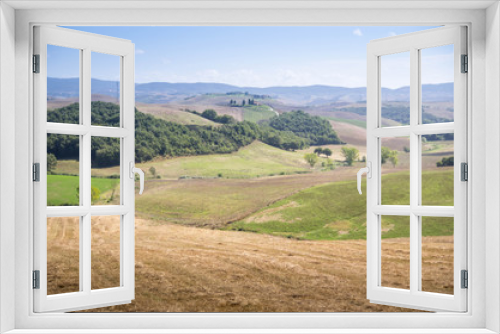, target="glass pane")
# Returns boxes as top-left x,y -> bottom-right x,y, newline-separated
47,134 -> 80,206
381,137 -> 410,205
91,137 -> 121,205
421,217 -> 454,294
381,215 -> 410,290
421,45 -> 454,124
47,45 -> 80,124
91,52 -> 121,127
380,52 -> 410,127
47,216 -> 80,295
91,215 -> 121,290
421,134 -> 454,206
